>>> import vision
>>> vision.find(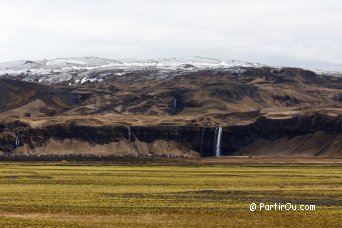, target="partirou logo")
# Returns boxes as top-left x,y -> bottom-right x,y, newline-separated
250,203 -> 316,211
